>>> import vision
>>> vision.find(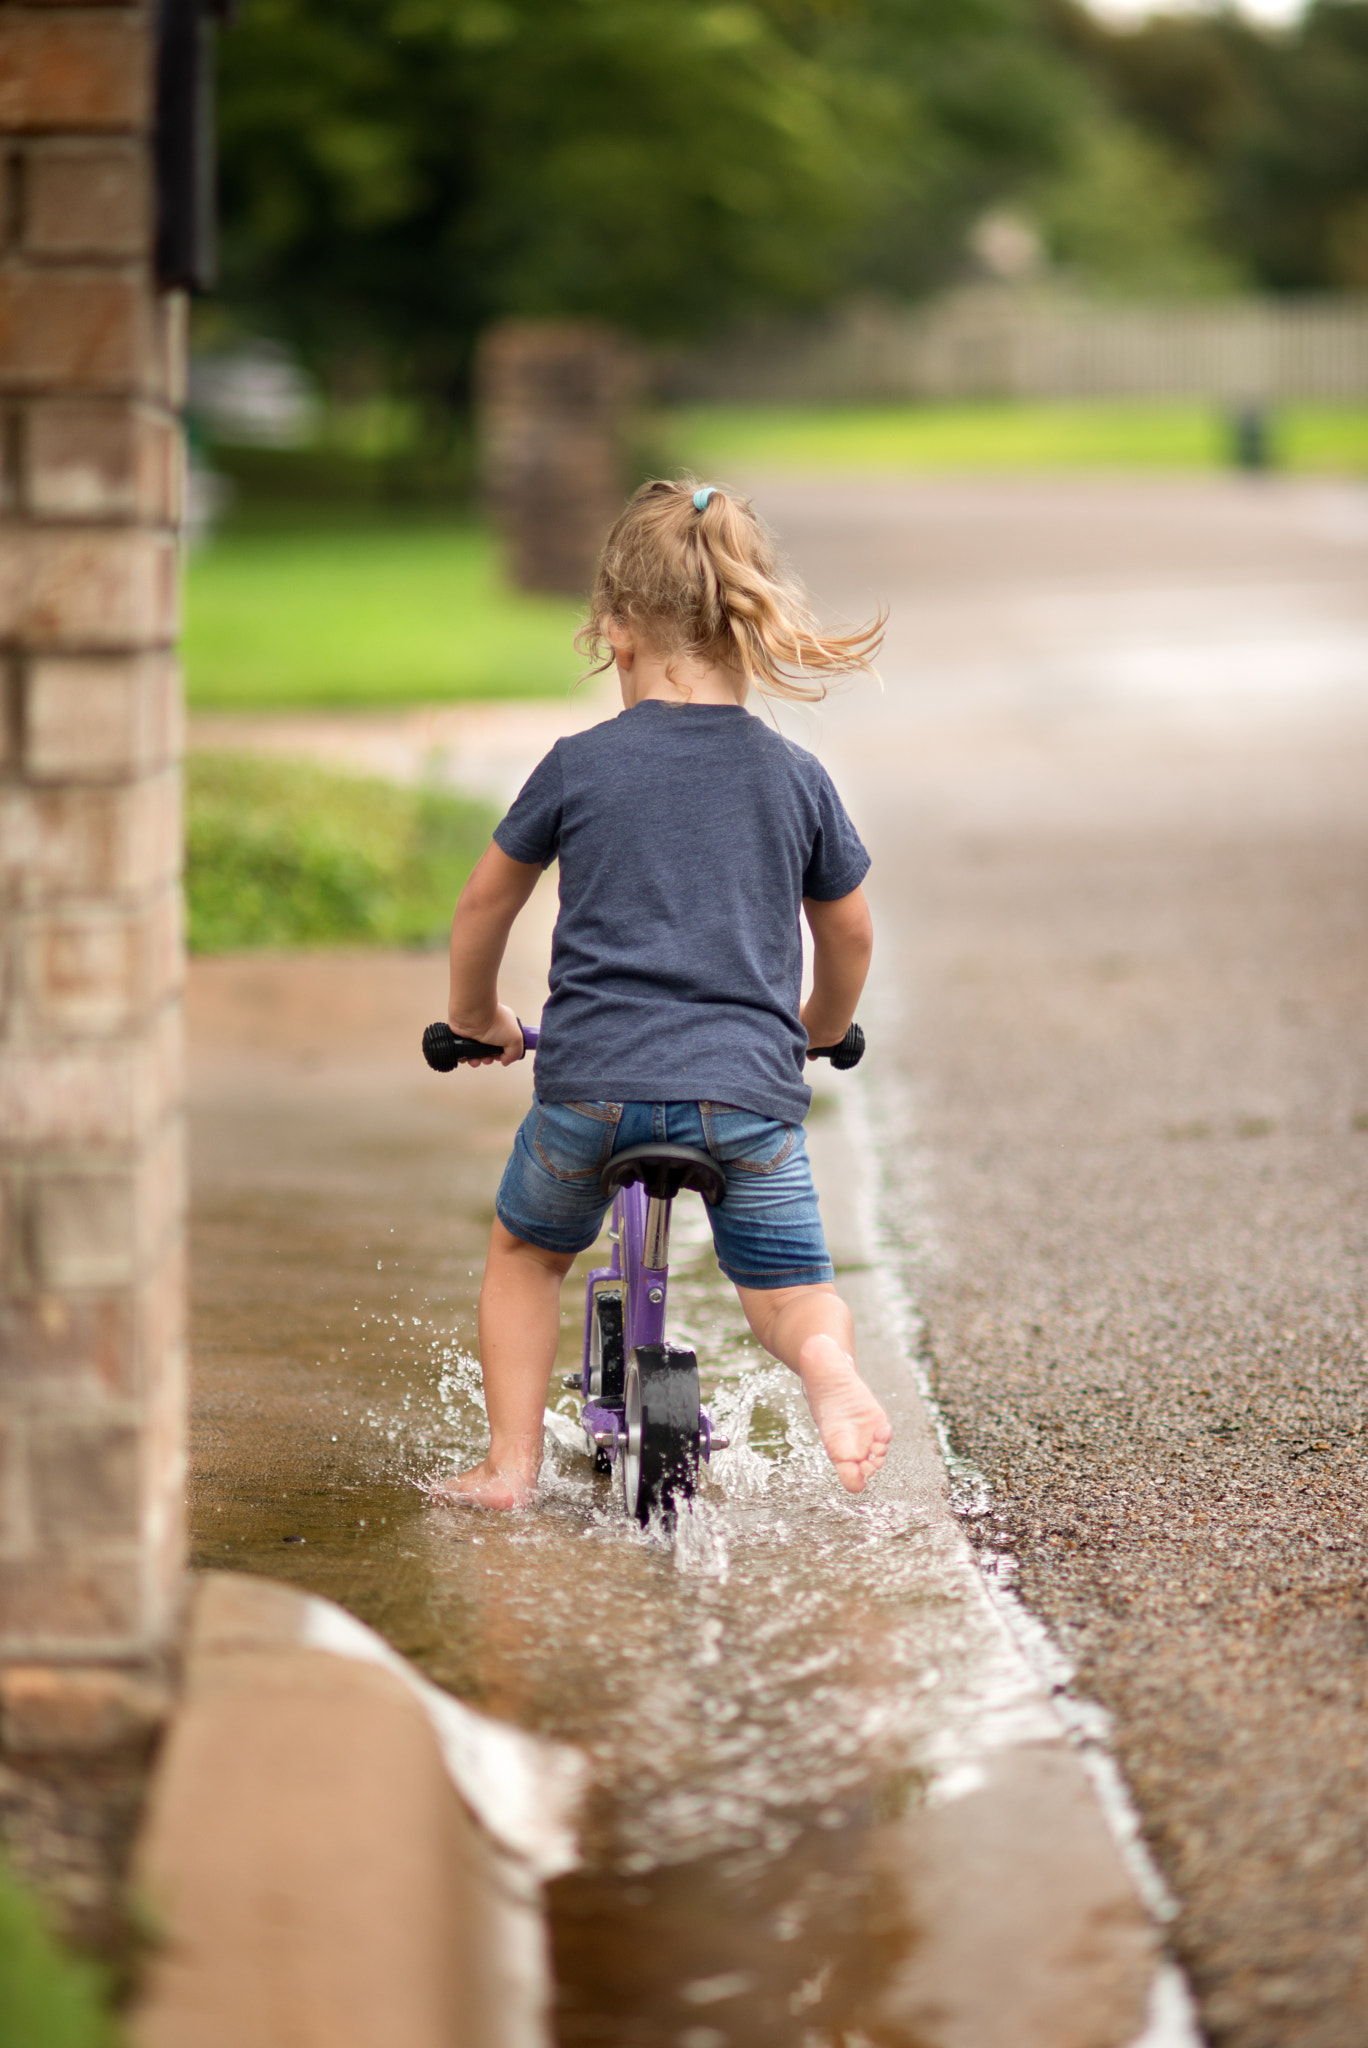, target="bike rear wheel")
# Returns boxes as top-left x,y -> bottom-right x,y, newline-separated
621,1345 -> 700,1525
